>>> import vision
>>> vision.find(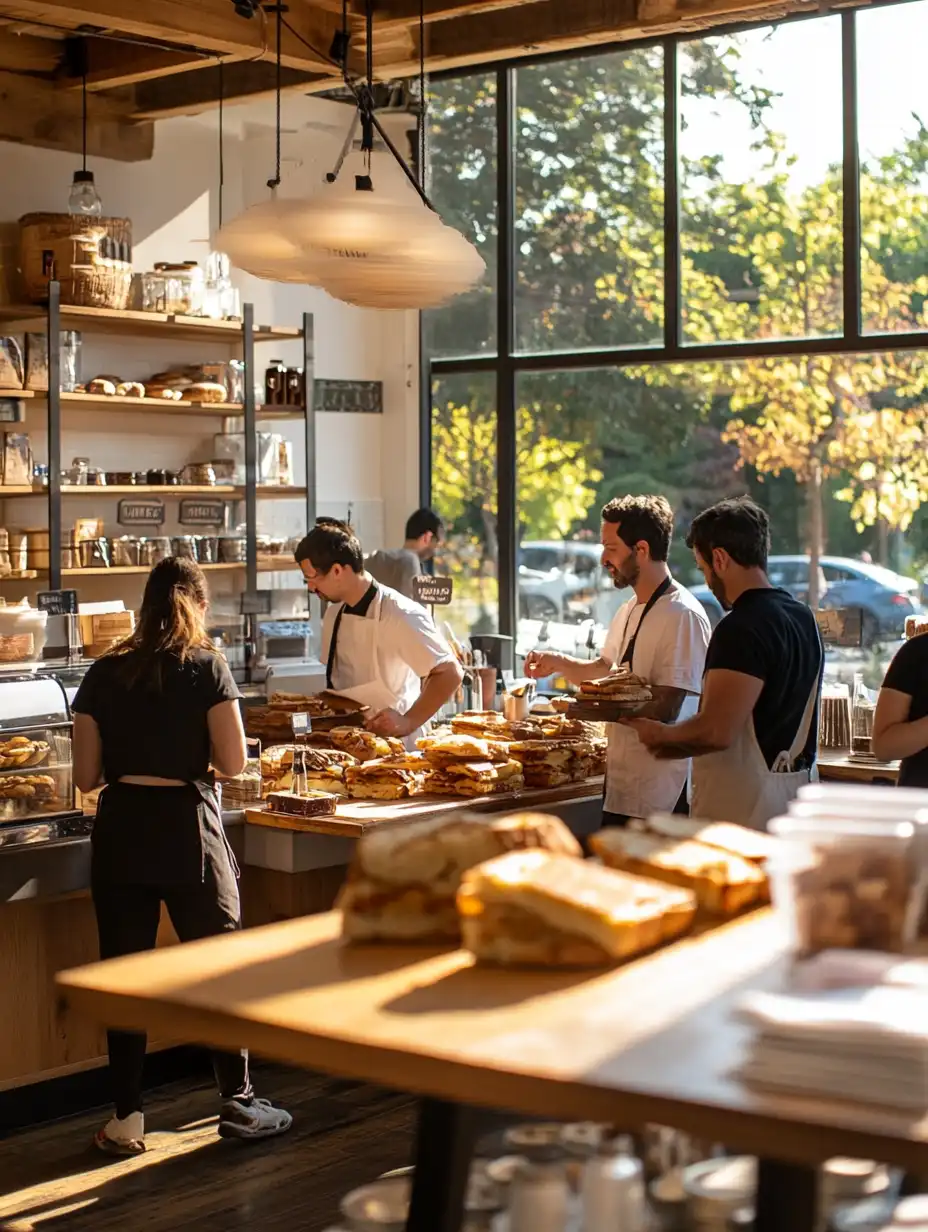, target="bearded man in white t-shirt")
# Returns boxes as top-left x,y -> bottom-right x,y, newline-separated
525,495 -> 710,826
